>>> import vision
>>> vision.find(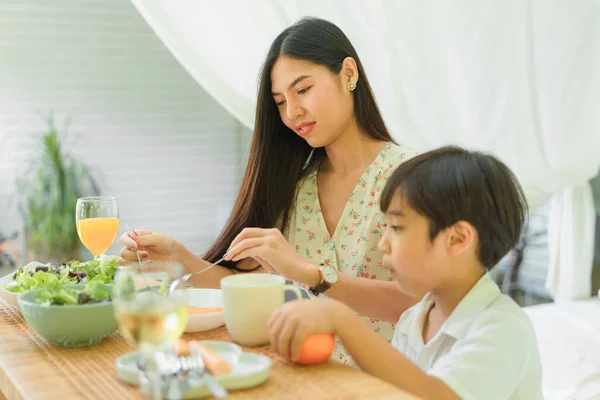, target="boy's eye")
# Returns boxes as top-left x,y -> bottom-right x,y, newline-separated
382,223 -> 402,232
